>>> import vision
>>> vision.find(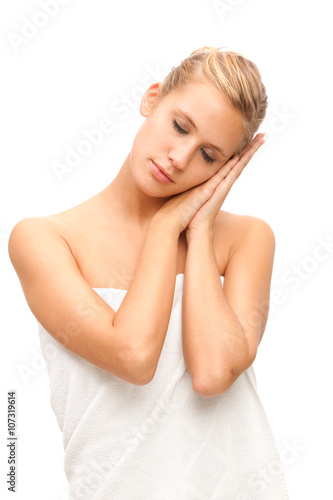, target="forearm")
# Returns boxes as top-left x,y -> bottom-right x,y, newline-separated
113,216 -> 179,382
182,230 -> 251,396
